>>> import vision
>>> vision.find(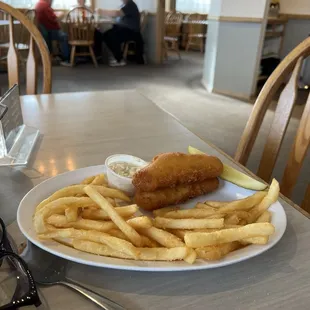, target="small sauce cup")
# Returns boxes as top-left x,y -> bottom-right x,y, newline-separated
105,154 -> 148,196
